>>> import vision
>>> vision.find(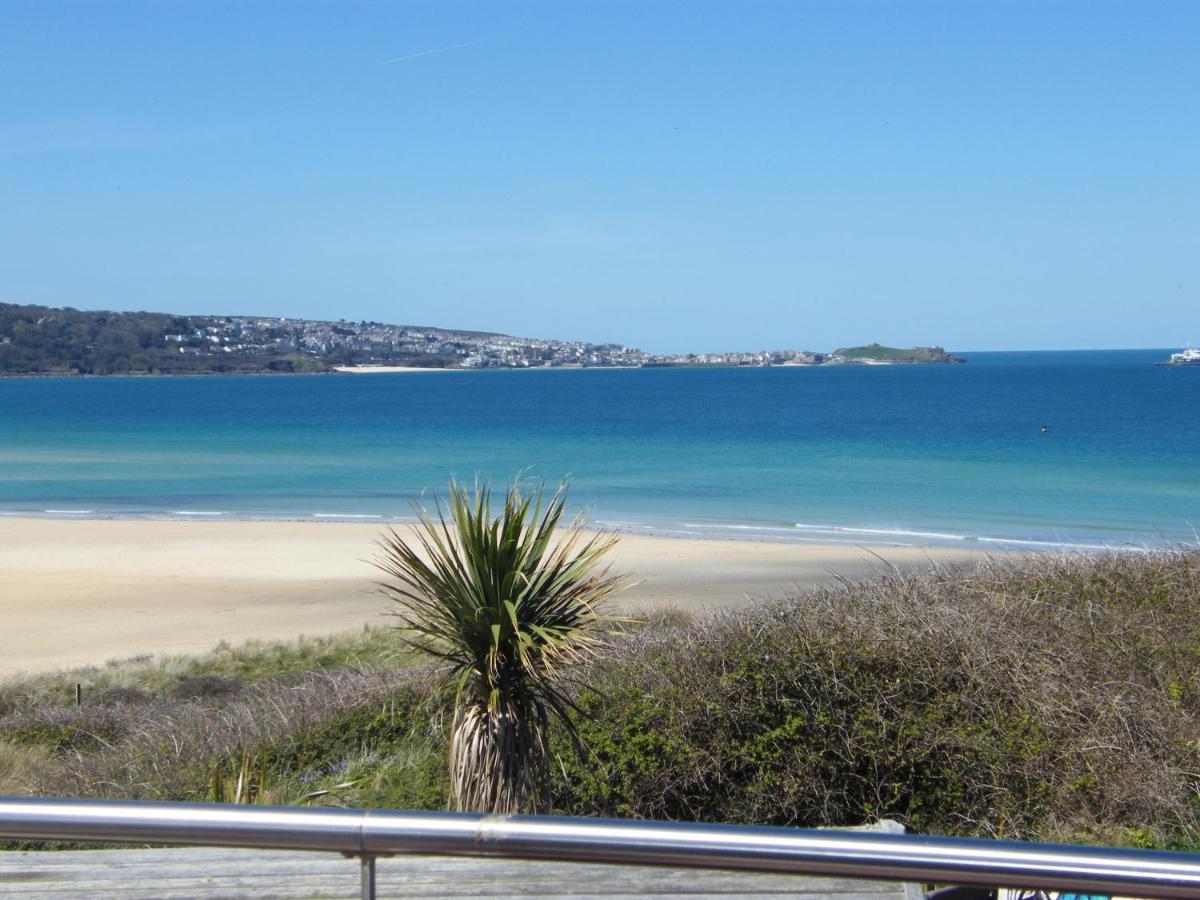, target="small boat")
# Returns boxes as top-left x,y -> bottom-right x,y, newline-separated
1156,346 -> 1200,366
